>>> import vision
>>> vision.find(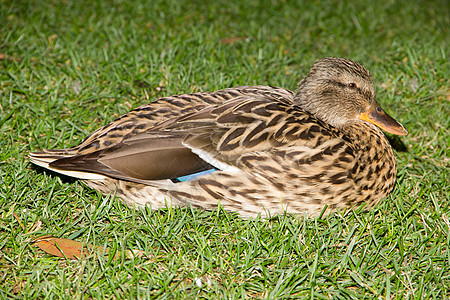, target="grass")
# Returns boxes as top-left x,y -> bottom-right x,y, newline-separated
0,0 -> 448,298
